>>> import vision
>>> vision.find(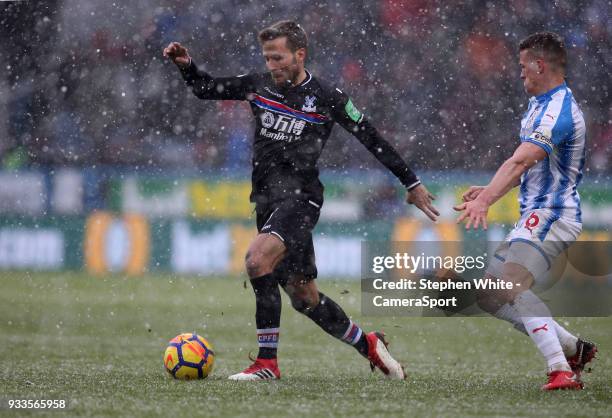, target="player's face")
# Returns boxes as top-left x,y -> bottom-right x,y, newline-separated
262,37 -> 304,86
519,50 -> 542,96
